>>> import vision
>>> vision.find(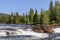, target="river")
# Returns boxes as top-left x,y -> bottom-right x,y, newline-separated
0,24 -> 60,40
